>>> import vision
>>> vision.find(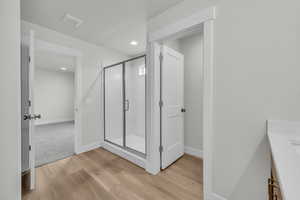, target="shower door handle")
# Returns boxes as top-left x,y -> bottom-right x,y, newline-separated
125,100 -> 130,111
